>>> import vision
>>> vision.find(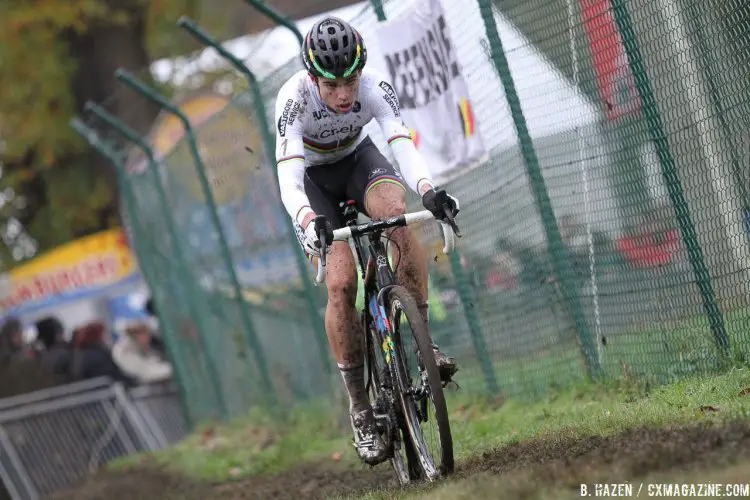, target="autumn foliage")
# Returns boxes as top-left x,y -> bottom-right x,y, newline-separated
0,0 -> 201,267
